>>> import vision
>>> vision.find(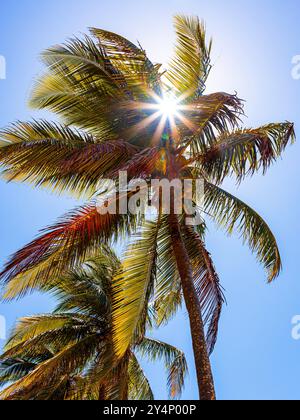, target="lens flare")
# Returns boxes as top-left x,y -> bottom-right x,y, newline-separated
157,96 -> 179,117
126,89 -> 197,145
